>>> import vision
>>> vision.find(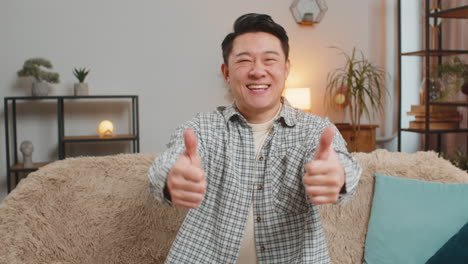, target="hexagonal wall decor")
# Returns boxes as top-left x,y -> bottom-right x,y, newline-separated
290,0 -> 328,25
